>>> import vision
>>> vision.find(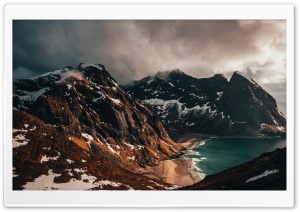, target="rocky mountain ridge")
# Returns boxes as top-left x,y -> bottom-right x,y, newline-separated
13,63 -> 183,190
125,70 -> 286,138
